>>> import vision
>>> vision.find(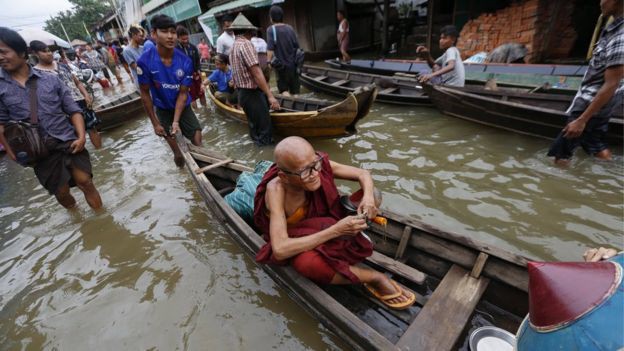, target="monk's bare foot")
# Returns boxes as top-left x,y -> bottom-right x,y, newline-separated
371,273 -> 411,305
